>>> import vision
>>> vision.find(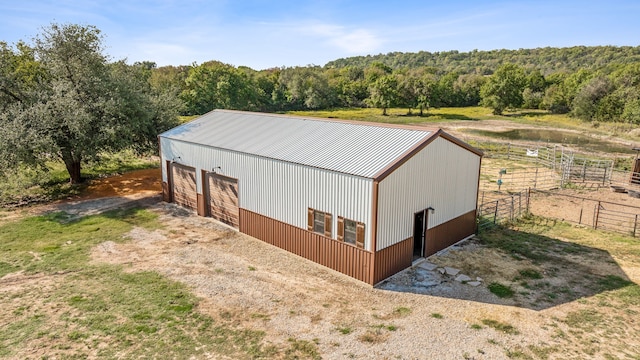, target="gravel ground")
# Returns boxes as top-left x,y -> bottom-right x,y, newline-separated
91,200 -> 562,359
